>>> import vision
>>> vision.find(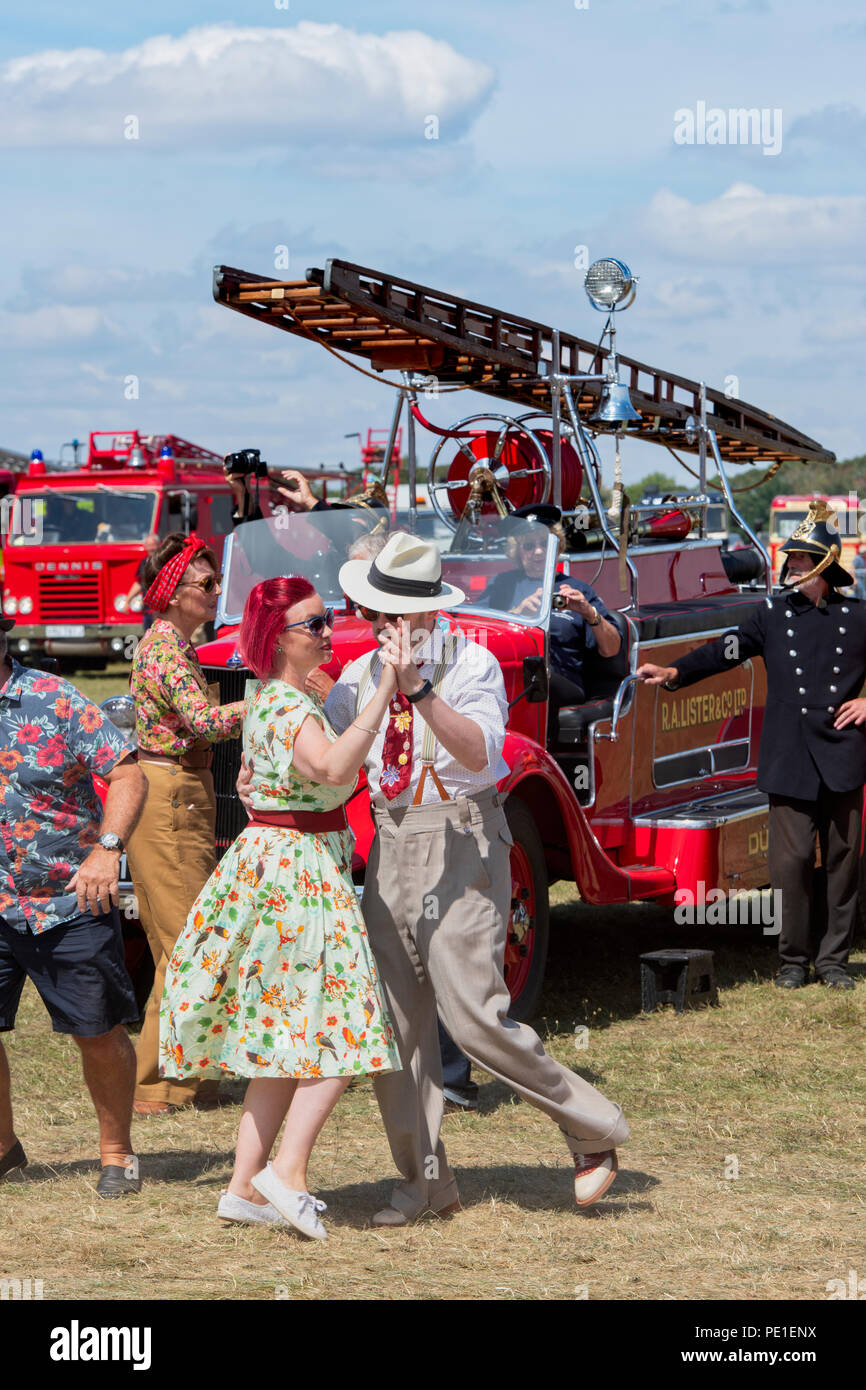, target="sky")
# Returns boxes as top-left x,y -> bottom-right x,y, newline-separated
1,0 -> 864,492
